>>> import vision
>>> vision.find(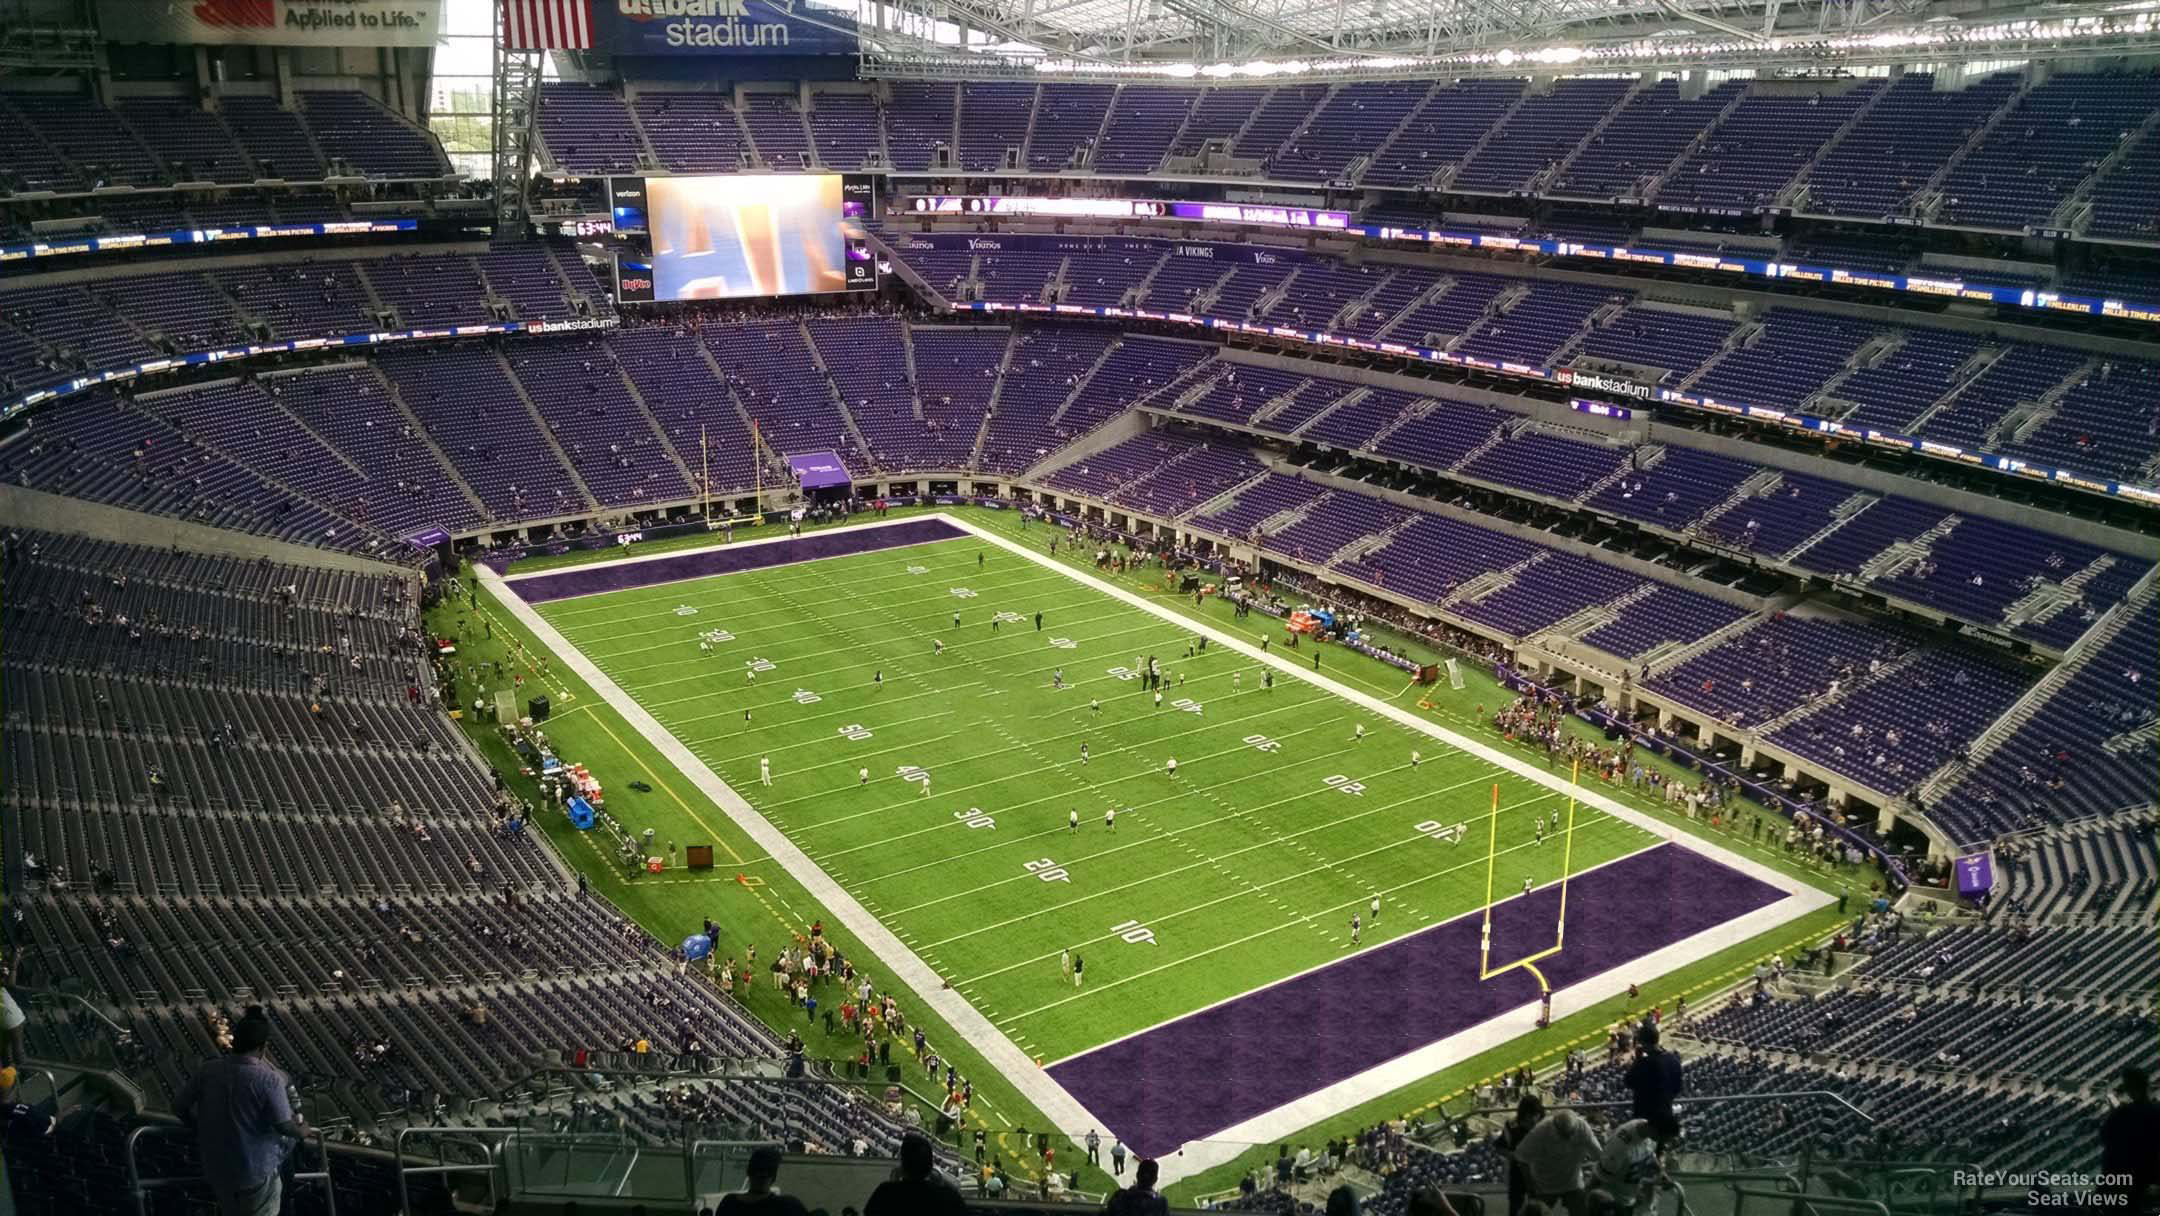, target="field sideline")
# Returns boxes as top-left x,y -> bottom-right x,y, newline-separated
479,511 -> 1835,1174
